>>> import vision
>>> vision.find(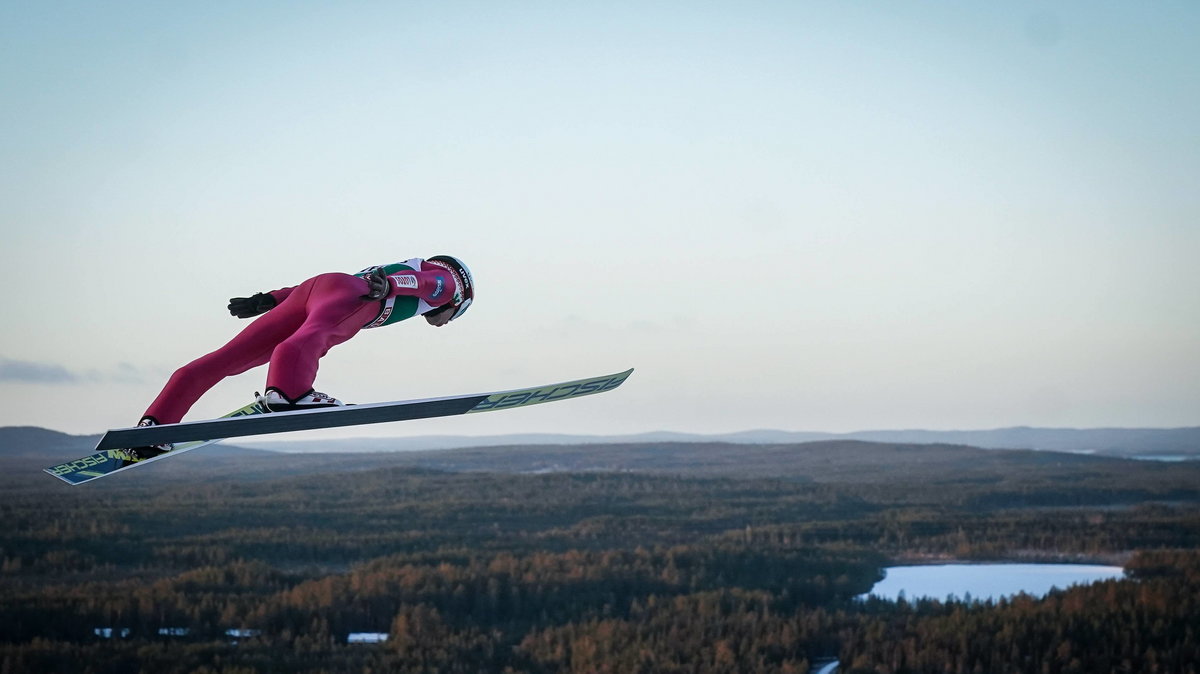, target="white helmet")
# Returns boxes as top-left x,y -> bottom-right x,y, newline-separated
426,255 -> 474,321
